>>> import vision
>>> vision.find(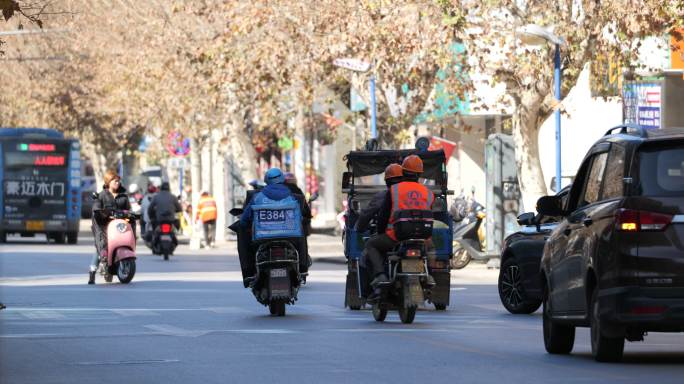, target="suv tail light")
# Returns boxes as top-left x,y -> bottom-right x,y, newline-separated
160,223 -> 172,233
616,209 -> 673,232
